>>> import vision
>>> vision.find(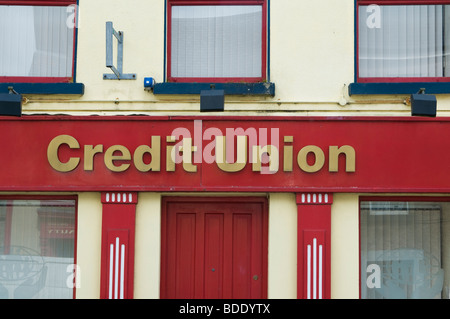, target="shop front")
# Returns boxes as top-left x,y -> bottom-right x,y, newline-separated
0,115 -> 449,299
